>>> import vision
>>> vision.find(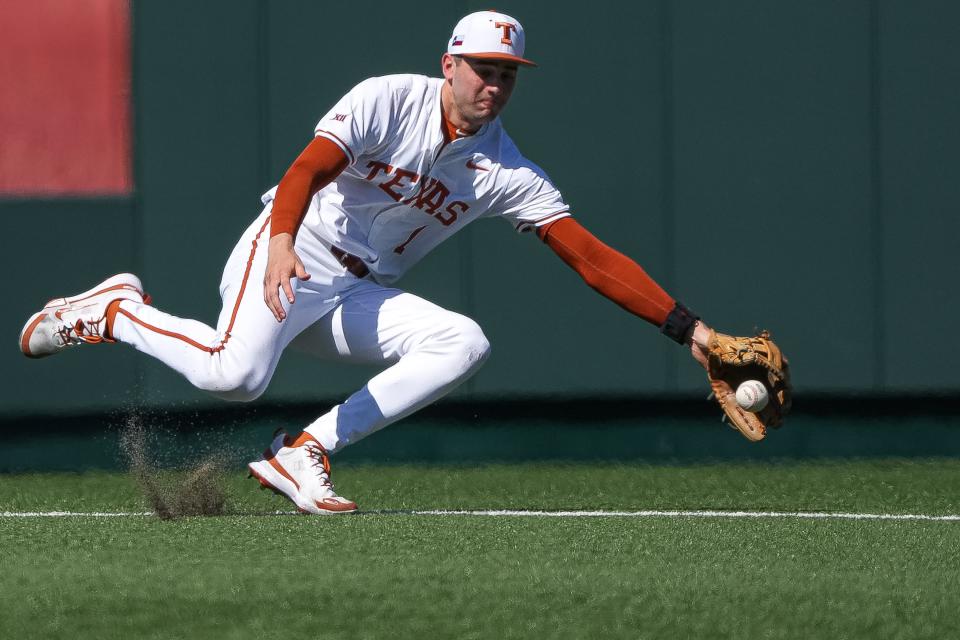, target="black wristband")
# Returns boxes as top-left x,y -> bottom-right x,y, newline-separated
660,302 -> 699,345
